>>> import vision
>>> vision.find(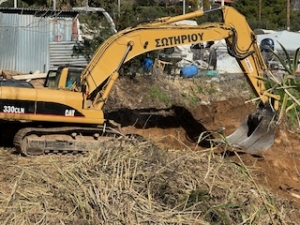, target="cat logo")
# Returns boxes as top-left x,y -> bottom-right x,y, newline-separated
65,109 -> 75,116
